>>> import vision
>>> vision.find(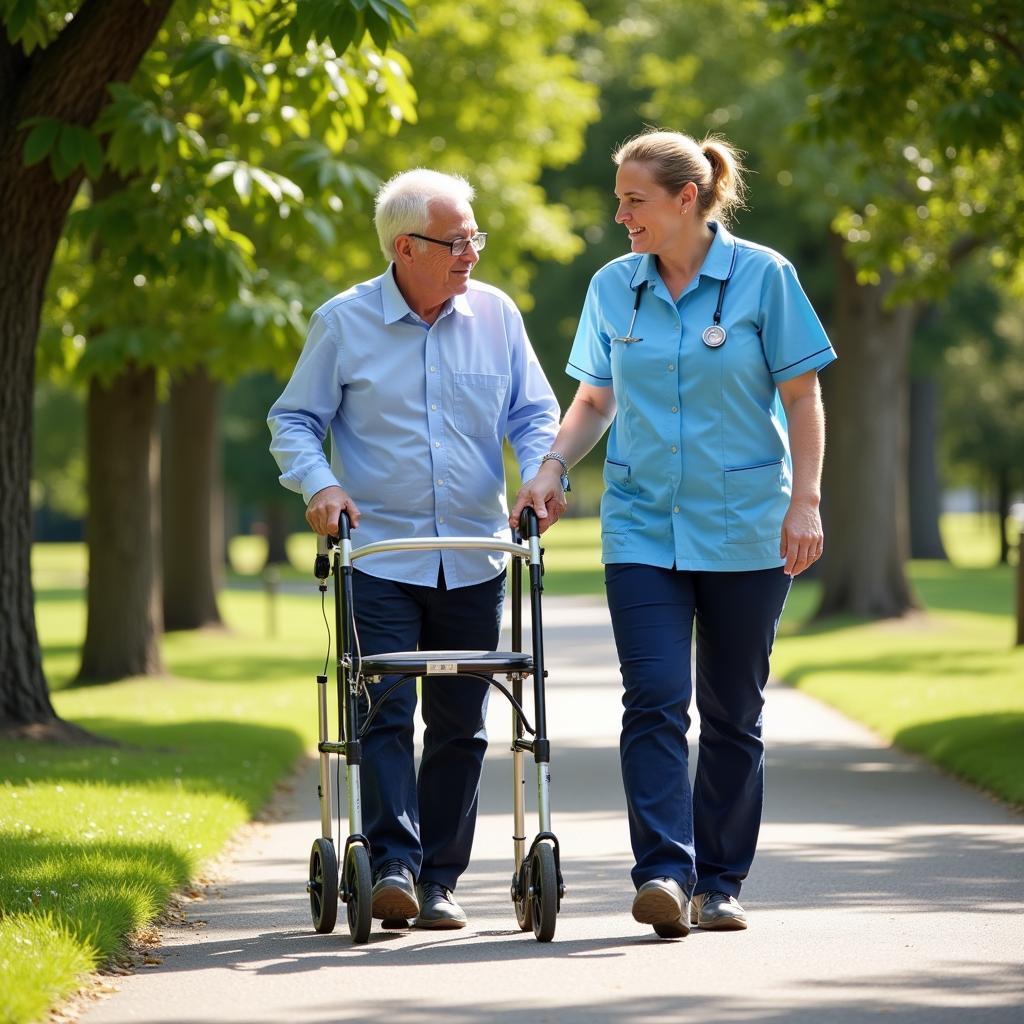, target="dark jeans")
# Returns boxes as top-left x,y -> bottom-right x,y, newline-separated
604,563 -> 791,898
351,566 -> 505,891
